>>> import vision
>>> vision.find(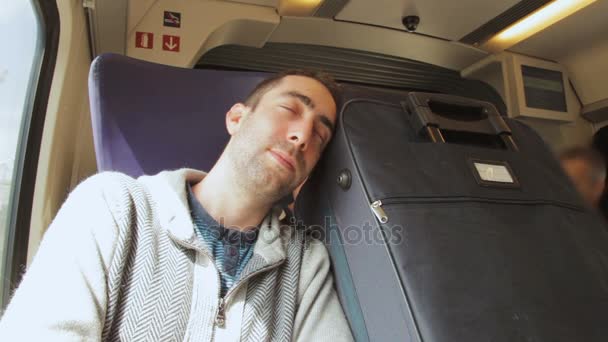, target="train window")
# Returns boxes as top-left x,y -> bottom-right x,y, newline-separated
0,1 -> 44,307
